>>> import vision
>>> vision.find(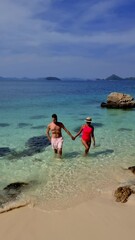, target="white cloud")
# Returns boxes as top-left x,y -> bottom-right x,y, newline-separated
0,0 -> 135,77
